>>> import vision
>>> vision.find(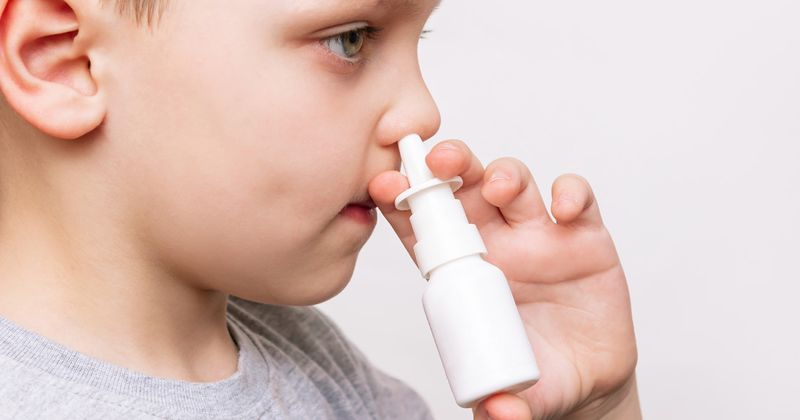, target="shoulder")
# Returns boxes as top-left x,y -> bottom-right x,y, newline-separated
226,295 -> 378,382
226,295 -> 351,358
0,355 -> 158,419
226,295 -> 434,420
